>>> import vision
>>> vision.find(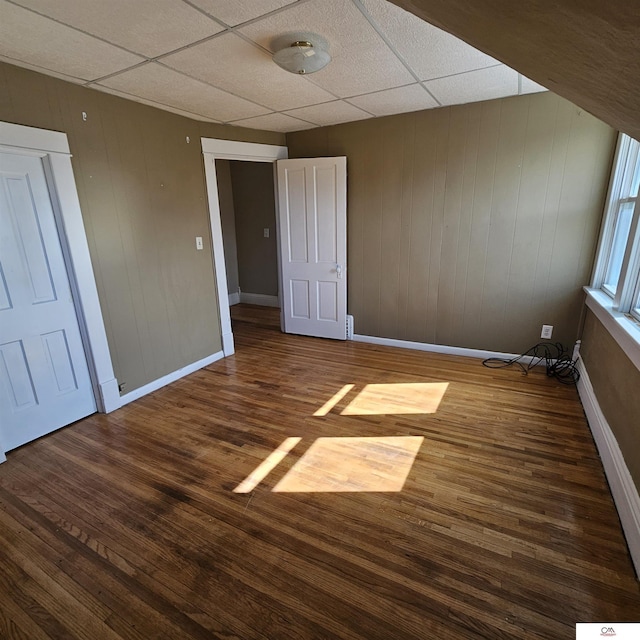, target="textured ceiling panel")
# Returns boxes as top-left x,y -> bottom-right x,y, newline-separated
520,74 -> 547,95
97,63 -> 269,121
239,0 -> 415,97
1,0 -> 551,133
284,100 -> 371,126
425,65 -> 518,106
347,83 -> 438,116
161,33 -> 336,111
229,112 -> 316,133
188,0 -> 298,27
0,2 -> 143,81
360,0 -> 499,80
92,84 -> 221,122
11,0 -> 223,58
0,54 -> 86,84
